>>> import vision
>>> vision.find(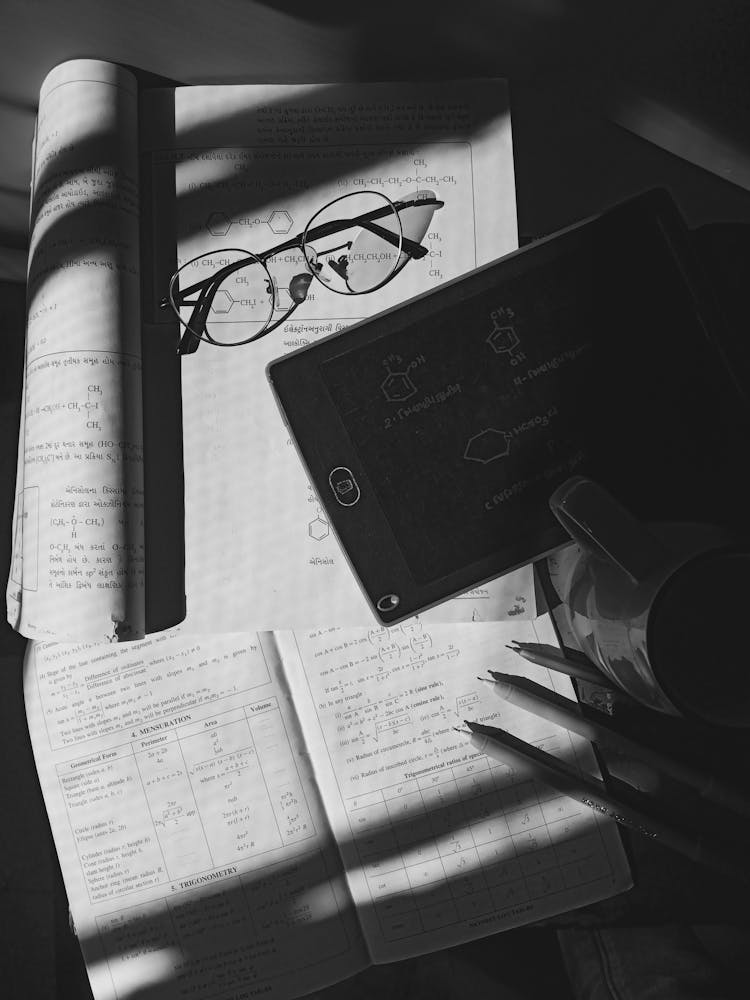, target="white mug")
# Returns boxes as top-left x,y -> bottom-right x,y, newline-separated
549,476 -> 750,727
